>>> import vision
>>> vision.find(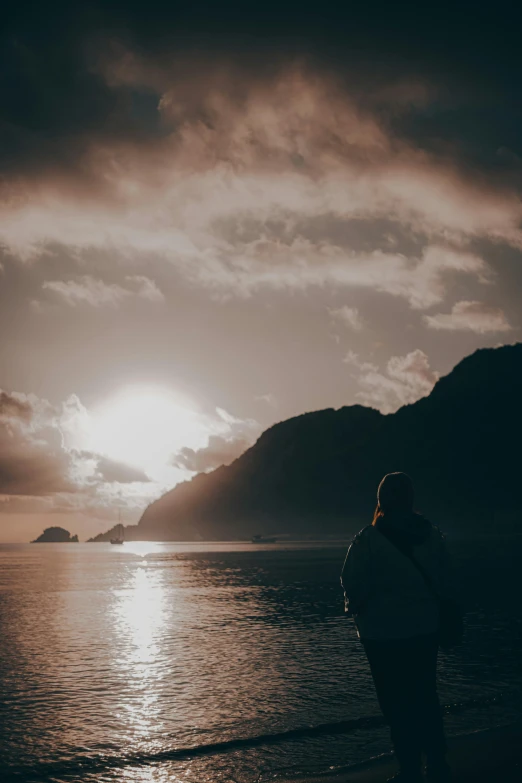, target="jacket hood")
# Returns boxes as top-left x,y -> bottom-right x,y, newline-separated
375,511 -> 432,549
